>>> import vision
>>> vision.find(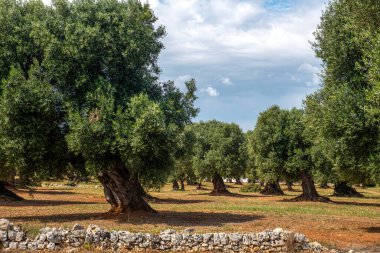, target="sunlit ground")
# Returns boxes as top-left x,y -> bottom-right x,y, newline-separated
1,181 -> 379,251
